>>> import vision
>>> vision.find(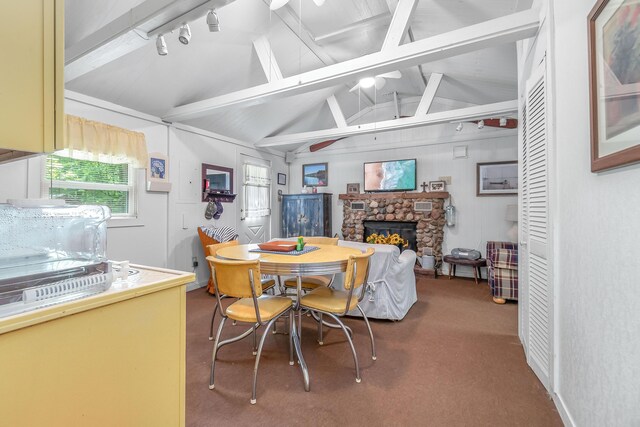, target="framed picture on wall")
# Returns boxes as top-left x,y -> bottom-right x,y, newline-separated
302,163 -> 328,187
476,161 -> 518,196
146,152 -> 172,192
588,0 -> 640,172
277,173 -> 287,185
